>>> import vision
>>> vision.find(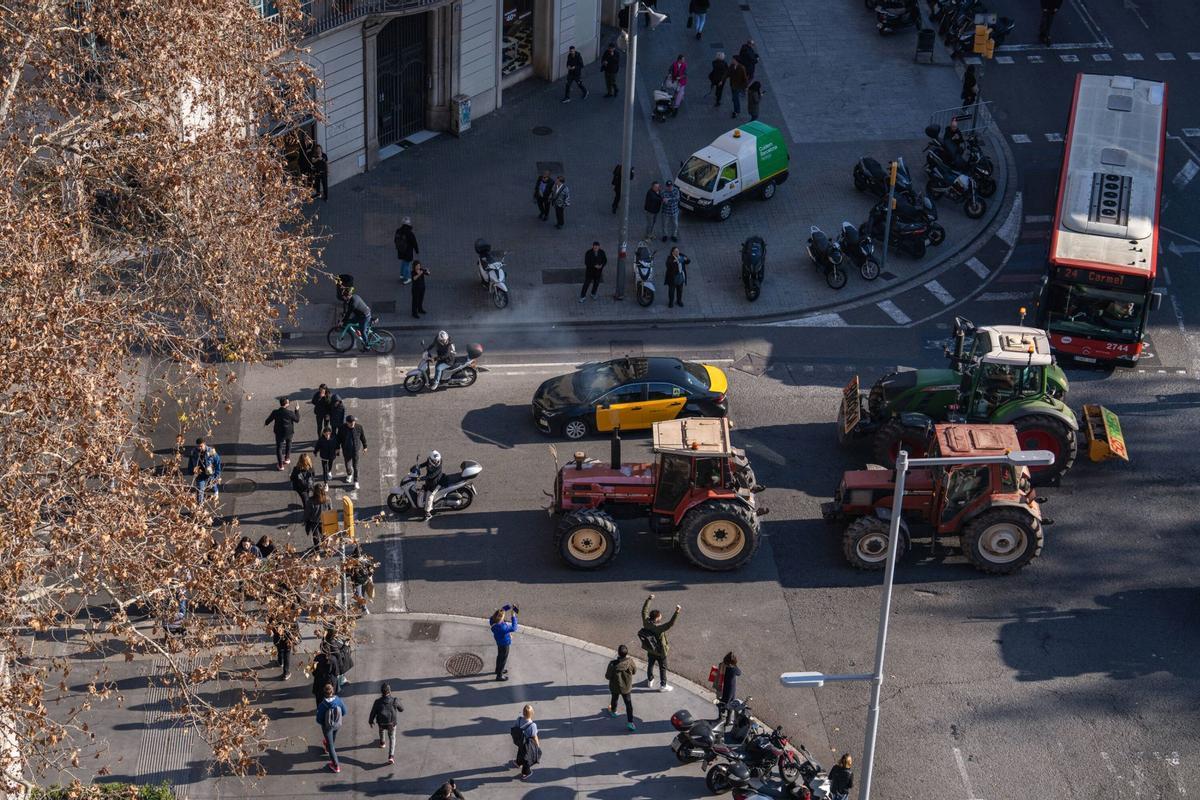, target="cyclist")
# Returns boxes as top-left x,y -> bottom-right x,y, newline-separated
338,285 -> 373,351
